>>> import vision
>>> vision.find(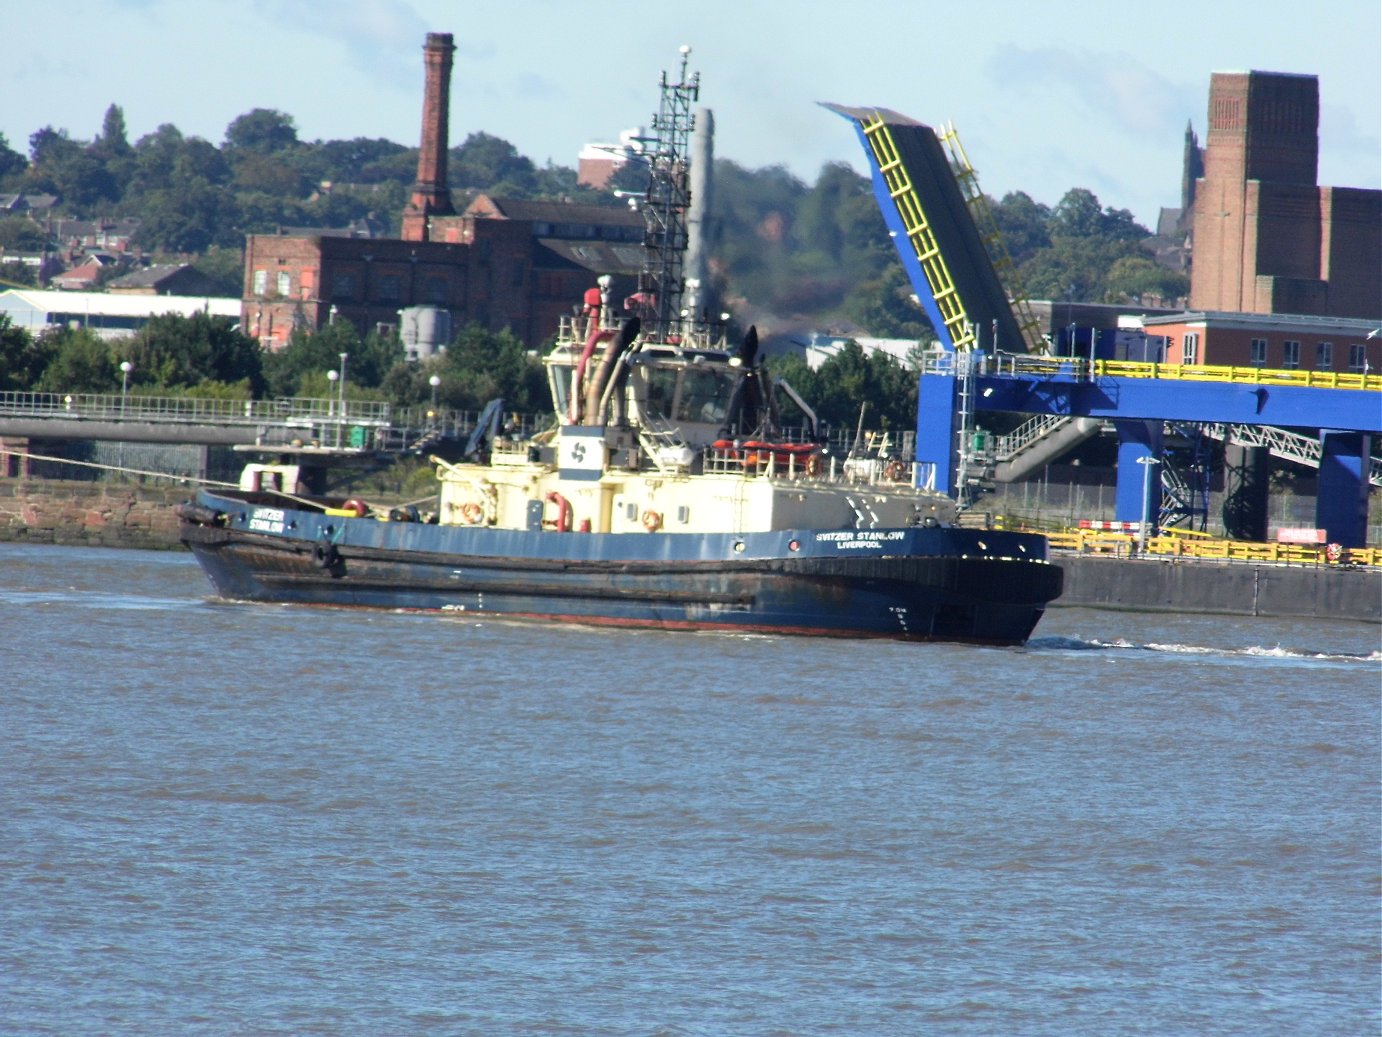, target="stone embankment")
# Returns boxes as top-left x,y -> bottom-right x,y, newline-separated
0,480 -> 187,550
